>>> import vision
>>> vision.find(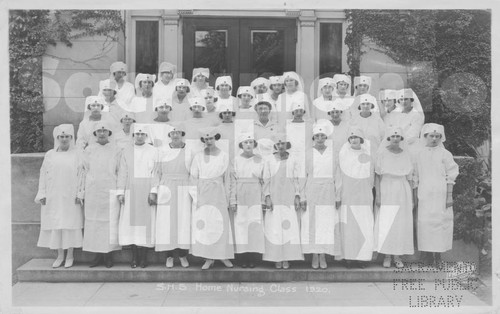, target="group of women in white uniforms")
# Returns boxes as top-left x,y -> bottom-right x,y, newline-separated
35,61 -> 459,270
